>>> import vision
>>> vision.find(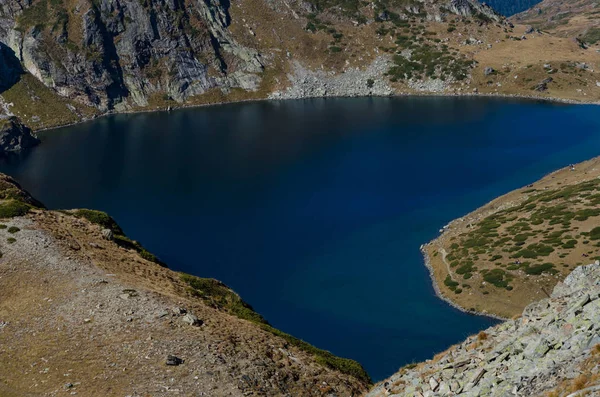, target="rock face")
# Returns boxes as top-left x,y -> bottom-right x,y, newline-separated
0,116 -> 39,152
368,262 -> 600,397
448,0 -> 502,21
0,0 -> 263,111
0,0 -> 506,117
